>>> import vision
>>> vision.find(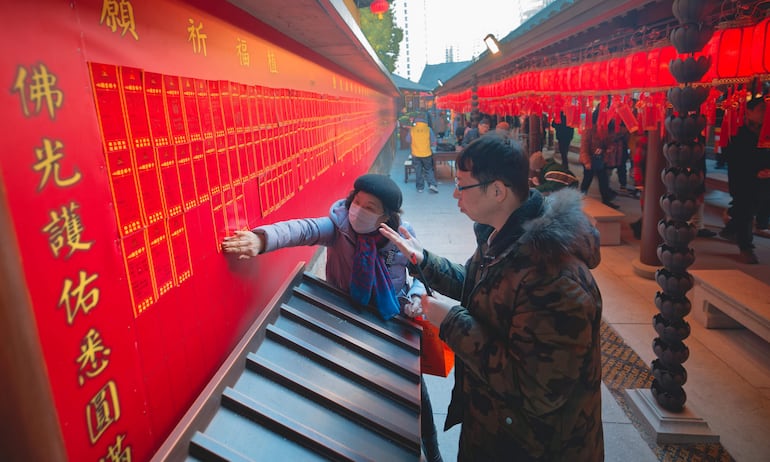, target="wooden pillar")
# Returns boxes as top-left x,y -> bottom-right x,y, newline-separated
0,184 -> 67,462
640,125 -> 666,266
